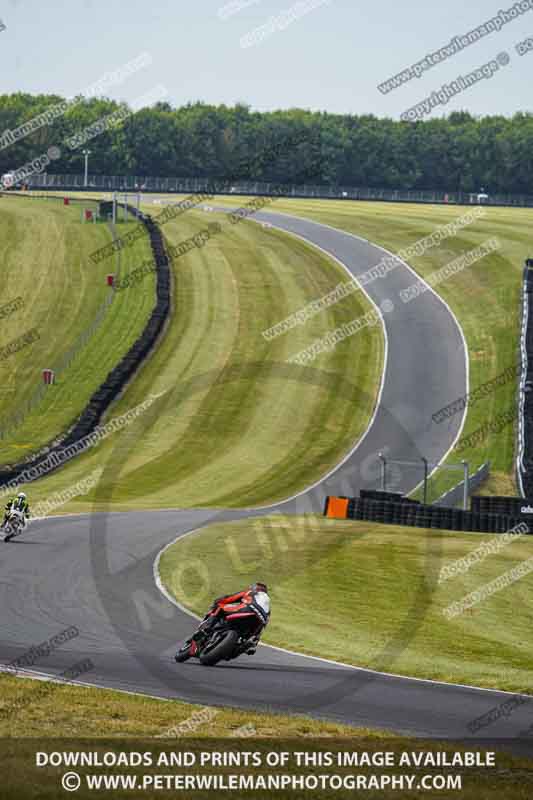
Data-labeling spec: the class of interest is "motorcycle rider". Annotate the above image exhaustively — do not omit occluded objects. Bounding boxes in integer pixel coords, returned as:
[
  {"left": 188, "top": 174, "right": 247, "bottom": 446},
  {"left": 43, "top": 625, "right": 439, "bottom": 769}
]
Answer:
[
  {"left": 182, "top": 582, "right": 270, "bottom": 658},
  {"left": 3, "top": 491, "right": 30, "bottom": 531}
]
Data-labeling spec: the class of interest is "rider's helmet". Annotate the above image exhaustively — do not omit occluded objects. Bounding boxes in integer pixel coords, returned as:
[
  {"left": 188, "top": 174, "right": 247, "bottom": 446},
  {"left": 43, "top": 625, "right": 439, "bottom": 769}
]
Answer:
[
  {"left": 17, "top": 492, "right": 26, "bottom": 501},
  {"left": 250, "top": 582, "right": 268, "bottom": 594}
]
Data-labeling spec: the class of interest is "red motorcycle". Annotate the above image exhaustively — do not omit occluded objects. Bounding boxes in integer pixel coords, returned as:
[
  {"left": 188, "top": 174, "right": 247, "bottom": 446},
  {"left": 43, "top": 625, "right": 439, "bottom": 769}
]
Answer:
[{"left": 175, "top": 588, "right": 270, "bottom": 667}]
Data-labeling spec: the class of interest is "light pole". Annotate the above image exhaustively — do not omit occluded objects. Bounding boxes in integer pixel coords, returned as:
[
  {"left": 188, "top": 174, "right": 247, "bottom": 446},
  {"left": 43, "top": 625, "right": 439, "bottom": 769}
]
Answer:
[
  {"left": 82, "top": 149, "right": 91, "bottom": 186},
  {"left": 378, "top": 452, "right": 387, "bottom": 491}
]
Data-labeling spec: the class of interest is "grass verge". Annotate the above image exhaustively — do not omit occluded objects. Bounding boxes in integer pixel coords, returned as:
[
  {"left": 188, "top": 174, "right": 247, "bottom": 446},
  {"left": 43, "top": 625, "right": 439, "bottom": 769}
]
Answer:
[
  {"left": 0, "top": 196, "right": 155, "bottom": 463},
  {"left": 1, "top": 673, "right": 530, "bottom": 800},
  {"left": 0, "top": 671, "right": 371, "bottom": 738},
  {"left": 19, "top": 204, "right": 382, "bottom": 510},
  {"left": 160, "top": 514, "right": 533, "bottom": 694}
]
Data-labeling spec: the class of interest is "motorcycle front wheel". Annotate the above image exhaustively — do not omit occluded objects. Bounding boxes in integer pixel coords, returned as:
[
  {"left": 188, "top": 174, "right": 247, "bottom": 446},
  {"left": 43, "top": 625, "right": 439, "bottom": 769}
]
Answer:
[
  {"left": 175, "top": 642, "right": 193, "bottom": 663},
  {"left": 199, "top": 630, "right": 239, "bottom": 666}
]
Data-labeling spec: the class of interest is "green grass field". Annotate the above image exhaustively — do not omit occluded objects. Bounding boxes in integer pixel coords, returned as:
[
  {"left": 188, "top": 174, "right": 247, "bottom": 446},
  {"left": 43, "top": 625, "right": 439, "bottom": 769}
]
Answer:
[
  {"left": 160, "top": 514, "right": 533, "bottom": 694},
  {"left": 9, "top": 200, "right": 383, "bottom": 510},
  {"left": 2, "top": 673, "right": 528, "bottom": 800},
  {"left": 2, "top": 193, "right": 530, "bottom": 510},
  {"left": 0, "top": 195, "right": 155, "bottom": 463}
]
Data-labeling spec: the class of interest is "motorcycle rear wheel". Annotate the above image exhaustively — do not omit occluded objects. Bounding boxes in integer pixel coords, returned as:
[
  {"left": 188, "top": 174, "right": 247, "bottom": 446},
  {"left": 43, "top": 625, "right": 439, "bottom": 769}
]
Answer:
[{"left": 199, "top": 630, "right": 239, "bottom": 666}]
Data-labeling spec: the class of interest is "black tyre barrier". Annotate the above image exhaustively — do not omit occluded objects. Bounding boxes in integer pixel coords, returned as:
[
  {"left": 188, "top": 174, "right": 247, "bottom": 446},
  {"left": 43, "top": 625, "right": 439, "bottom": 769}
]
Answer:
[
  {"left": 471, "top": 495, "right": 533, "bottom": 517},
  {"left": 0, "top": 201, "right": 171, "bottom": 489},
  {"left": 324, "top": 492, "right": 533, "bottom": 534}
]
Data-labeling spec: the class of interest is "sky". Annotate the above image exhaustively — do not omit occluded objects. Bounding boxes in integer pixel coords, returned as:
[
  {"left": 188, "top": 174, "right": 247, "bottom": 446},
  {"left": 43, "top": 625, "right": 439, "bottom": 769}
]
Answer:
[{"left": 1, "top": 0, "right": 532, "bottom": 118}]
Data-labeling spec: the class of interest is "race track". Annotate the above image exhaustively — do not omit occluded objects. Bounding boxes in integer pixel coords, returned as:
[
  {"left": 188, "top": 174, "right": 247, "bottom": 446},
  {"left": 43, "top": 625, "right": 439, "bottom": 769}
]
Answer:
[{"left": 3, "top": 206, "right": 529, "bottom": 744}]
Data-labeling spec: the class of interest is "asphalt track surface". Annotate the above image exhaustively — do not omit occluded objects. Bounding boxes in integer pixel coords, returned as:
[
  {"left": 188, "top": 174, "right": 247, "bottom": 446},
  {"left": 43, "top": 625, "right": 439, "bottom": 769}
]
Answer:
[{"left": 2, "top": 203, "right": 531, "bottom": 746}]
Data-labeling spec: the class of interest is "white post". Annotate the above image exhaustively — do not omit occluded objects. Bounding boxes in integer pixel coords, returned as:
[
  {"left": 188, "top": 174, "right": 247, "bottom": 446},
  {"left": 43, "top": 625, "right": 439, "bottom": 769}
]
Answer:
[
  {"left": 124, "top": 193, "right": 128, "bottom": 222},
  {"left": 112, "top": 192, "right": 117, "bottom": 224},
  {"left": 83, "top": 149, "right": 90, "bottom": 186}
]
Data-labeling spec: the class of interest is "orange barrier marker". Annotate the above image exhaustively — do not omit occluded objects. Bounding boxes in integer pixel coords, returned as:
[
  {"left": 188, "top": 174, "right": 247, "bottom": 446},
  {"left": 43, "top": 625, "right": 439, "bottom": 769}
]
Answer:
[{"left": 325, "top": 496, "right": 349, "bottom": 519}]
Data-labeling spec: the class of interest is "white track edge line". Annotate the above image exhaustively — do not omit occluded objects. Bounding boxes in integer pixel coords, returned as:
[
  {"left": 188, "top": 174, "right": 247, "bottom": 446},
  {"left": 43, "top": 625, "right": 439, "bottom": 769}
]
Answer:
[
  {"left": 0, "top": 663, "right": 177, "bottom": 704},
  {"left": 249, "top": 208, "right": 470, "bottom": 494},
  {"left": 241, "top": 217, "right": 389, "bottom": 509}
]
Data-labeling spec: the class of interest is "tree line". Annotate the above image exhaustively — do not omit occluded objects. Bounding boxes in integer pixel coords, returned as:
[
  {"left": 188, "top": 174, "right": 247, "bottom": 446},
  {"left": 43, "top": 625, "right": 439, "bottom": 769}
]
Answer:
[{"left": 0, "top": 93, "right": 532, "bottom": 193}]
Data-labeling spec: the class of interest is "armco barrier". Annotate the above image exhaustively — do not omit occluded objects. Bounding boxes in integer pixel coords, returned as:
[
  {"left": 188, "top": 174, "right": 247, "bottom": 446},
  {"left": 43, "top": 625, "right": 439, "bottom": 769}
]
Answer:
[
  {"left": 324, "top": 492, "right": 533, "bottom": 534},
  {"left": 0, "top": 198, "right": 170, "bottom": 488},
  {"left": 518, "top": 258, "right": 533, "bottom": 497}
]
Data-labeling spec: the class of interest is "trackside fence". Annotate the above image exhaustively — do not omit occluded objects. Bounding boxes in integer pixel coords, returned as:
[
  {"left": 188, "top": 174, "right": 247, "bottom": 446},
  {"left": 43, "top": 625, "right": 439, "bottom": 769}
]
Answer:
[
  {"left": 376, "top": 454, "right": 488, "bottom": 509},
  {"left": 433, "top": 462, "right": 490, "bottom": 508},
  {"left": 517, "top": 258, "right": 533, "bottom": 497},
  {"left": 20, "top": 174, "right": 533, "bottom": 209}
]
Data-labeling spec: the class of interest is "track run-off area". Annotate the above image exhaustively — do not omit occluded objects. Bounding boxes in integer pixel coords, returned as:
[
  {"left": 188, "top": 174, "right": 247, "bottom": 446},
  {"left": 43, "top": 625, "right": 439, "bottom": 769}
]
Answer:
[{"left": 2, "top": 202, "right": 530, "bottom": 744}]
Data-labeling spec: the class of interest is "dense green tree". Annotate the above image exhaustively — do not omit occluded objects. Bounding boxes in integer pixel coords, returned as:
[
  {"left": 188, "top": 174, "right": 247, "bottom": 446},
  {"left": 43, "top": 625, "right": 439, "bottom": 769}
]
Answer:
[{"left": 0, "top": 93, "right": 532, "bottom": 194}]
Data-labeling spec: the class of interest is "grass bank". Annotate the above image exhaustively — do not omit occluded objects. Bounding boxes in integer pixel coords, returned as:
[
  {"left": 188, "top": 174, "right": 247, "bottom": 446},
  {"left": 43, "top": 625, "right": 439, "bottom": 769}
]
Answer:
[{"left": 160, "top": 514, "right": 533, "bottom": 694}]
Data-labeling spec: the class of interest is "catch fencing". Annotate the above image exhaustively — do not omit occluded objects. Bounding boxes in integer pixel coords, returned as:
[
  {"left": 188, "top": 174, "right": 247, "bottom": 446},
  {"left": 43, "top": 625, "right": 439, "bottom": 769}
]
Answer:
[
  {"left": 21, "top": 173, "right": 533, "bottom": 209},
  {"left": 433, "top": 462, "right": 490, "bottom": 508},
  {"left": 376, "top": 454, "right": 487, "bottom": 508}
]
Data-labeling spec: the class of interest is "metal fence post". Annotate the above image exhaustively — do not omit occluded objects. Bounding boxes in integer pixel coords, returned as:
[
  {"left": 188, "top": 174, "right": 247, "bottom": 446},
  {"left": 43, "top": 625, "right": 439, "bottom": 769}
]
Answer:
[
  {"left": 462, "top": 460, "right": 470, "bottom": 510},
  {"left": 379, "top": 452, "right": 387, "bottom": 491},
  {"left": 421, "top": 457, "right": 428, "bottom": 504}
]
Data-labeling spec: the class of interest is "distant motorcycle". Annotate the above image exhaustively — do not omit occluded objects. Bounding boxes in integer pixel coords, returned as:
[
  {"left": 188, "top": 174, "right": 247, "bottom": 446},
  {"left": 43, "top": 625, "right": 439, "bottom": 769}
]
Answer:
[
  {"left": 3, "top": 508, "right": 26, "bottom": 542},
  {"left": 175, "top": 590, "right": 270, "bottom": 667}
]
